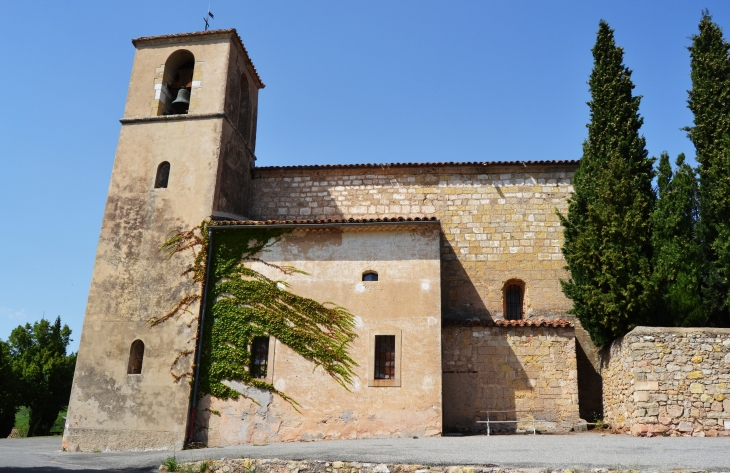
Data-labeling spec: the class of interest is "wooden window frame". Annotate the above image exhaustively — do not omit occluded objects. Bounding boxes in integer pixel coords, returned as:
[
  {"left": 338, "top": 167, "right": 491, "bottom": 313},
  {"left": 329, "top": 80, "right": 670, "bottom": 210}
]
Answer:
[{"left": 367, "top": 329, "right": 401, "bottom": 387}]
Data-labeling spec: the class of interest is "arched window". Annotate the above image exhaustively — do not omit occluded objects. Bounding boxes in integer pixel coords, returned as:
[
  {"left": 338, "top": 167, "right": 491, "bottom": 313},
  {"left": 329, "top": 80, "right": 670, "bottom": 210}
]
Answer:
[
  {"left": 159, "top": 50, "right": 195, "bottom": 116},
  {"left": 238, "top": 73, "right": 251, "bottom": 142},
  {"left": 503, "top": 280, "right": 525, "bottom": 320},
  {"left": 362, "top": 271, "right": 378, "bottom": 282},
  {"left": 155, "top": 162, "right": 170, "bottom": 188},
  {"left": 127, "top": 340, "right": 145, "bottom": 374}
]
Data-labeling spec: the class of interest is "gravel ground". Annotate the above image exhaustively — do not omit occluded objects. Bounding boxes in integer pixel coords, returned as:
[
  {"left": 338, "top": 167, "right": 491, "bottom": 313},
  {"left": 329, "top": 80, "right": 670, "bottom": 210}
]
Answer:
[{"left": 1, "top": 432, "right": 729, "bottom": 472}]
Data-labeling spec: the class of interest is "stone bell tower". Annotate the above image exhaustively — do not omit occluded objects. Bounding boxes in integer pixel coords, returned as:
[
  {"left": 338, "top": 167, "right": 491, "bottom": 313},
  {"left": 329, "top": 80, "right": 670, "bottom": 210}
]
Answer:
[{"left": 63, "top": 29, "right": 264, "bottom": 452}]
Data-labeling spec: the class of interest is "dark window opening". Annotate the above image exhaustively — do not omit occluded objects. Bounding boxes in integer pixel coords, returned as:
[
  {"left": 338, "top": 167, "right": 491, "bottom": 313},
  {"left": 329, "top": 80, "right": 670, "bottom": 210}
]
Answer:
[
  {"left": 155, "top": 162, "right": 170, "bottom": 188},
  {"left": 362, "top": 271, "right": 378, "bottom": 282},
  {"left": 250, "top": 336, "right": 270, "bottom": 379},
  {"left": 505, "top": 284, "right": 523, "bottom": 320},
  {"left": 127, "top": 340, "right": 144, "bottom": 374},
  {"left": 374, "top": 335, "right": 395, "bottom": 380}
]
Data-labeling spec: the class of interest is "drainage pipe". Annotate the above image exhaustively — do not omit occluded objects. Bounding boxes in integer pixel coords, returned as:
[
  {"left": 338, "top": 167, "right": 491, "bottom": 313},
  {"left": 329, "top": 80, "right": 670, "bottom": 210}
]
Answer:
[{"left": 185, "top": 225, "right": 215, "bottom": 444}]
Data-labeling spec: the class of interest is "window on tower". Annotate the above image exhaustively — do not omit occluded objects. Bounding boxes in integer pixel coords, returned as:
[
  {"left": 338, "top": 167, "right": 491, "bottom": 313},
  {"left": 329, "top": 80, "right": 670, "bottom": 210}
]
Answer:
[
  {"left": 155, "top": 162, "right": 170, "bottom": 188},
  {"left": 127, "top": 340, "right": 145, "bottom": 375},
  {"left": 238, "top": 73, "right": 251, "bottom": 142}
]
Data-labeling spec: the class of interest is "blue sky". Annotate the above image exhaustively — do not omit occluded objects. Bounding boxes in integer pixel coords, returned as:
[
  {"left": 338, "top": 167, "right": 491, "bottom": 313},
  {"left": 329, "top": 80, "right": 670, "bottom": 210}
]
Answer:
[{"left": 1, "top": 1, "right": 729, "bottom": 352}]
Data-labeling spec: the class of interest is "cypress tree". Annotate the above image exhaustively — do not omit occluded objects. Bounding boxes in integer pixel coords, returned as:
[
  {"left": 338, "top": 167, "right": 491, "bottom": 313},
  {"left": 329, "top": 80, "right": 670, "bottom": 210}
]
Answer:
[
  {"left": 685, "top": 11, "right": 730, "bottom": 327},
  {"left": 559, "top": 21, "right": 656, "bottom": 346},
  {"left": 651, "top": 153, "right": 705, "bottom": 326}
]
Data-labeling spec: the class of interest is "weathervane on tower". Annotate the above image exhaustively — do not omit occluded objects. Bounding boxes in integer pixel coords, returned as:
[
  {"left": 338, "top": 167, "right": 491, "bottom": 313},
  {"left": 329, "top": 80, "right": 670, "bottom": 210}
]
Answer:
[{"left": 203, "top": 4, "right": 214, "bottom": 31}]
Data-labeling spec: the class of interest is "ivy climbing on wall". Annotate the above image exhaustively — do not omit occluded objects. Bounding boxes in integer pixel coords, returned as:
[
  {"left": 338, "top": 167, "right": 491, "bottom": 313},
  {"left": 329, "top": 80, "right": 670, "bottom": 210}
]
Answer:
[{"left": 152, "top": 219, "right": 358, "bottom": 406}]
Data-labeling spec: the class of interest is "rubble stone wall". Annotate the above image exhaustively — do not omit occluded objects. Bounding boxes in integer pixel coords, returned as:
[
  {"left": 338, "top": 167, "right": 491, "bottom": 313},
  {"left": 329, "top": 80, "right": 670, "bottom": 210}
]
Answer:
[
  {"left": 442, "top": 324, "right": 580, "bottom": 433},
  {"left": 603, "top": 326, "right": 730, "bottom": 436}
]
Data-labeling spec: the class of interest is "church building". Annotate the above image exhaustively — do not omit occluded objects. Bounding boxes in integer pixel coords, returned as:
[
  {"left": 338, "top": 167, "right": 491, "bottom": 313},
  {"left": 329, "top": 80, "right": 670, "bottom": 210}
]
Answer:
[{"left": 63, "top": 29, "right": 596, "bottom": 452}]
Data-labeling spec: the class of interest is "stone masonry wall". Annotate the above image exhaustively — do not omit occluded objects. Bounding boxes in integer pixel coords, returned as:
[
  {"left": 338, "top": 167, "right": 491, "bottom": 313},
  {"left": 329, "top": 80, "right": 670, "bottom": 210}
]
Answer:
[
  {"left": 251, "top": 162, "right": 577, "bottom": 321},
  {"left": 603, "top": 326, "right": 730, "bottom": 436},
  {"left": 441, "top": 323, "right": 580, "bottom": 433}
]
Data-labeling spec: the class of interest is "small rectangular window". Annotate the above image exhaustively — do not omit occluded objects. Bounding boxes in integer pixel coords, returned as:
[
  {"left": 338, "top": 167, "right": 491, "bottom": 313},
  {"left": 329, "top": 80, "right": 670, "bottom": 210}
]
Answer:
[
  {"left": 250, "top": 336, "right": 270, "bottom": 379},
  {"left": 374, "top": 335, "right": 396, "bottom": 380}
]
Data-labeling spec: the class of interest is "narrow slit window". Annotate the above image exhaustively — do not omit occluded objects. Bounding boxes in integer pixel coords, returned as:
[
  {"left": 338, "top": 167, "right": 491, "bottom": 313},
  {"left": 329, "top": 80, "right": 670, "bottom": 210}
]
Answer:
[
  {"left": 374, "top": 335, "right": 395, "bottom": 380},
  {"left": 155, "top": 162, "right": 170, "bottom": 188},
  {"left": 127, "top": 340, "right": 144, "bottom": 375},
  {"left": 250, "top": 336, "right": 270, "bottom": 379},
  {"left": 505, "top": 284, "right": 523, "bottom": 320},
  {"left": 362, "top": 271, "right": 378, "bottom": 282}
]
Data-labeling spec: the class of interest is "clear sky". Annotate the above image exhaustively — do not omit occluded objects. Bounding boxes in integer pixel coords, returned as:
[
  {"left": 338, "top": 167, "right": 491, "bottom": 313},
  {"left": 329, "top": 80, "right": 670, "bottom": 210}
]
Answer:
[{"left": 2, "top": 1, "right": 729, "bottom": 352}]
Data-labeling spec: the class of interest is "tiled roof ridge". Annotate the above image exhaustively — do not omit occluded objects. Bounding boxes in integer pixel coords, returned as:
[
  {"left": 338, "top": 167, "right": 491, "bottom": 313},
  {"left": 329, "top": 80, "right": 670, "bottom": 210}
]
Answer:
[
  {"left": 210, "top": 216, "right": 439, "bottom": 226},
  {"left": 256, "top": 159, "right": 579, "bottom": 171},
  {"left": 131, "top": 28, "right": 264, "bottom": 88},
  {"left": 444, "top": 317, "right": 573, "bottom": 328}
]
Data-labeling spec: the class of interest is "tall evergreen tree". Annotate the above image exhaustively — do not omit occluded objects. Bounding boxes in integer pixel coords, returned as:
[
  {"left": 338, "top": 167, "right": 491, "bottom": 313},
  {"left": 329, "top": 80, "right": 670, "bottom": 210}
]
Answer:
[
  {"left": 686, "top": 11, "right": 730, "bottom": 327},
  {"left": 559, "top": 21, "right": 656, "bottom": 346},
  {"left": 651, "top": 153, "right": 705, "bottom": 326}
]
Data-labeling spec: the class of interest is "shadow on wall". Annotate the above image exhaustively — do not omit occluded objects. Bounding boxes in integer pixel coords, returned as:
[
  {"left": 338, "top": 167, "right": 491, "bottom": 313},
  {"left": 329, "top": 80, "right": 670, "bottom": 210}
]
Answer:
[
  {"left": 442, "top": 327, "right": 534, "bottom": 434},
  {"left": 576, "top": 338, "right": 603, "bottom": 421},
  {"left": 441, "top": 236, "right": 491, "bottom": 321}
]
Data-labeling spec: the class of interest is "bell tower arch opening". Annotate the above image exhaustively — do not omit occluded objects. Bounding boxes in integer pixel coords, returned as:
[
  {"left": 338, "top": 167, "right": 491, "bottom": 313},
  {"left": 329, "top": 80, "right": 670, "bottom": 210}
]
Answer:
[{"left": 159, "top": 50, "right": 195, "bottom": 115}]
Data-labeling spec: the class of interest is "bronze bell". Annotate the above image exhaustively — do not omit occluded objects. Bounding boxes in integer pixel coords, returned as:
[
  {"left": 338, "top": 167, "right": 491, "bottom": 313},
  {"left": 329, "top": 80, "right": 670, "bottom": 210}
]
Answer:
[{"left": 171, "top": 88, "right": 190, "bottom": 113}]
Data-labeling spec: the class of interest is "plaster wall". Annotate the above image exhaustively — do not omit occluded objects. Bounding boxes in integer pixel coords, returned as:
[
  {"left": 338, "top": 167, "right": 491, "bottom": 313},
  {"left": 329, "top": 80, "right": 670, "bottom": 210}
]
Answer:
[
  {"left": 442, "top": 324, "right": 580, "bottom": 433},
  {"left": 603, "top": 326, "right": 730, "bottom": 437},
  {"left": 196, "top": 225, "right": 443, "bottom": 444}
]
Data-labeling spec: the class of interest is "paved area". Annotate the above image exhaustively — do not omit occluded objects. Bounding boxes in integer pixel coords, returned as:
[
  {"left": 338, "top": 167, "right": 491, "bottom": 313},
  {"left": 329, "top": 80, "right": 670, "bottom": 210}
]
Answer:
[{"left": 1, "top": 433, "right": 729, "bottom": 472}]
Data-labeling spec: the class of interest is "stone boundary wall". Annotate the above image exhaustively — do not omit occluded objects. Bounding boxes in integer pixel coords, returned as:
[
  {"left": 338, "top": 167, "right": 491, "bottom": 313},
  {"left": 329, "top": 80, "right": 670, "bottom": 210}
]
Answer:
[
  {"left": 442, "top": 324, "right": 580, "bottom": 433},
  {"left": 602, "top": 326, "right": 730, "bottom": 436},
  {"left": 251, "top": 163, "right": 576, "bottom": 321},
  {"left": 174, "top": 458, "right": 730, "bottom": 473}
]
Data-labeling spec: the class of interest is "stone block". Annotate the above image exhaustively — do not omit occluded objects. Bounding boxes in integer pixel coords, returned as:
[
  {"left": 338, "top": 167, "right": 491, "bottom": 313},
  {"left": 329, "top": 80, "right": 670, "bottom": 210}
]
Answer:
[
  {"left": 666, "top": 405, "right": 683, "bottom": 417},
  {"left": 636, "top": 381, "right": 658, "bottom": 391},
  {"left": 651, "top": 424, "right": 668, "bottom": 433},
  {"left": 690, "top": 383, "right": 704, "bottom": 394},
  {"left": 687, "top": 371, "right": 704, "bottom": 380},
  {"left": 678, "top": 421, "right": 694, "bottom": 432}
]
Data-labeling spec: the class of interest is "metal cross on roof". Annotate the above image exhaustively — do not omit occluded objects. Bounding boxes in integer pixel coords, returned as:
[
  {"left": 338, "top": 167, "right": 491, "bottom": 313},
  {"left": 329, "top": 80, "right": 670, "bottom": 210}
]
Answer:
[{"left": 204, "top": 5, "right": 214, "bottom": 31}]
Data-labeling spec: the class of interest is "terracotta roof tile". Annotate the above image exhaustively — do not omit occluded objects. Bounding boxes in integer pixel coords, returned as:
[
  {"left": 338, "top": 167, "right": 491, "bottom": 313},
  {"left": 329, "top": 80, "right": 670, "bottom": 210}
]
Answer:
[
  {"left": 443, "top": 318, "right": 573, "bottom": 328},
  {"left": 131, "top": 29, "right": 264, "bottom": 88},
  {"left": 256, "top": 159, "right": 579, "bottom": 171},
  {"left": 210, "top": 216, "right": 439, "bottom": 226}
]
